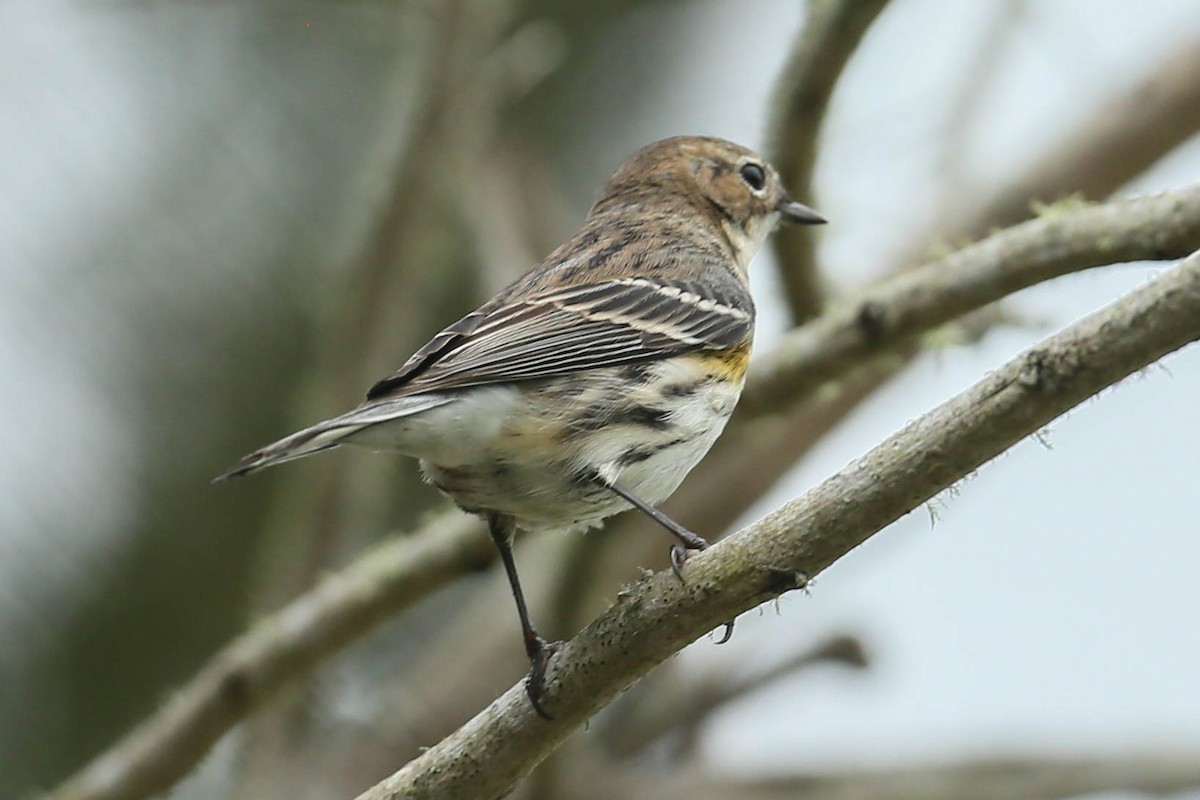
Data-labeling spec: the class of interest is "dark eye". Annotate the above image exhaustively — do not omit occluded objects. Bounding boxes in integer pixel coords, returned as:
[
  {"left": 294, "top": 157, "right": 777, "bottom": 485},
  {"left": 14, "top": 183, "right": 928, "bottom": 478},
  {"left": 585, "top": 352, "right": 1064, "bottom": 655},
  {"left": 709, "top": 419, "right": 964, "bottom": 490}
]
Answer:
[{"left": 739, "top": 162, "right": 766, "bottom": 191}]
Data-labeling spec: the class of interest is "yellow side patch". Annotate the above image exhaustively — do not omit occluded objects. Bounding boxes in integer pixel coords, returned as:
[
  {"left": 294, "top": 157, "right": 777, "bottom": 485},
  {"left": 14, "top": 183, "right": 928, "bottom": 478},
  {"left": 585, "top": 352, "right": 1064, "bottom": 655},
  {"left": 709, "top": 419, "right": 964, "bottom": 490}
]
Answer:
[{"left": 694, "top": 341, "right": 751, "bottom": 382}]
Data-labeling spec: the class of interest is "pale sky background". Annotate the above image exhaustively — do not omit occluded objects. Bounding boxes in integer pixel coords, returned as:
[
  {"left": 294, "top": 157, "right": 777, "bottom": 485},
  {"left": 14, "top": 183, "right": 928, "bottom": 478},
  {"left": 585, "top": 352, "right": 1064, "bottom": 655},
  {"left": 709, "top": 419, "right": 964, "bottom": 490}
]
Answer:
[{"left": 2, "top": 0, "right": 1199, "bottom": 793}]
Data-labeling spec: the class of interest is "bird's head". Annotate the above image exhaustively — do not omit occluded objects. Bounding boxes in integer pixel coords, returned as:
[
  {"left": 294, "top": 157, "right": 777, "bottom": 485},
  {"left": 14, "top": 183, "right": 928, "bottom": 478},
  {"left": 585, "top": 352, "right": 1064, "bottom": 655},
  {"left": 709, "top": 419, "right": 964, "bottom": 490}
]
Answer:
[{"left": 592, "top": 135, "right": 825, "bottom": 270}]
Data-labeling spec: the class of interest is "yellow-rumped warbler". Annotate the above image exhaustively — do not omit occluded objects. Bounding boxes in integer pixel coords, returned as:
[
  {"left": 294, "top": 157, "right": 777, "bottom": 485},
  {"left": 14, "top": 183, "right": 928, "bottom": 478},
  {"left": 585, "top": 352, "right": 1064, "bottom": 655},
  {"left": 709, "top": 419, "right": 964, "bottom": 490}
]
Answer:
[{"left": 217, "top": 136, "right": 823, "bottom": 716}]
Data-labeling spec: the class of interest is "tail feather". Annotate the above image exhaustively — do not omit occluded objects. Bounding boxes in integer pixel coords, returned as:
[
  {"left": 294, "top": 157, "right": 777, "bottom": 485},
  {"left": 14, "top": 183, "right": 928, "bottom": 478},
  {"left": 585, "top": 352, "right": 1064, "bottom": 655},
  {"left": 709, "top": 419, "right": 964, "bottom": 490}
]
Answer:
[
  {"left": 213, "top": 422, "right": 357, "bottom": 481},
  {"left": 213, "top": 395, "right": 451, "bottom": 482}
]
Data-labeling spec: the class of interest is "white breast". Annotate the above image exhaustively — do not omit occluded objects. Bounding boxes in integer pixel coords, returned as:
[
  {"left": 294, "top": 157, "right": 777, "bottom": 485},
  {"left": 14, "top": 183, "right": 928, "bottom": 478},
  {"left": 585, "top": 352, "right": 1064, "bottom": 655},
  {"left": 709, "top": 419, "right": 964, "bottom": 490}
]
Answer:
[{"left": 604, "top": 375, "right": 741, "bottom": 506}]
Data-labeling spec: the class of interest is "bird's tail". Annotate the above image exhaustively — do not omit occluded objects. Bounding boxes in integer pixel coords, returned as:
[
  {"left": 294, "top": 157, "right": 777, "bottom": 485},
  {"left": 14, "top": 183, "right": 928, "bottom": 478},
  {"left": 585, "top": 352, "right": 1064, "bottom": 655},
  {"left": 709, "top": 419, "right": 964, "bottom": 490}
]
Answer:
[{"left": 213, "top": 395, "right": 451, "bottom": 482}]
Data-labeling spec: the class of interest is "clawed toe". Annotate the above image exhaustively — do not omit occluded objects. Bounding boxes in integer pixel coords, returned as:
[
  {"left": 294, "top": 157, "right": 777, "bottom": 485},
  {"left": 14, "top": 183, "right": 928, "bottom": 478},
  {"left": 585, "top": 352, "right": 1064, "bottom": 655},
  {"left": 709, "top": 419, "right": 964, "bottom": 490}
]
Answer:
[
  {"left": 669, "top": 543, "right": 689, "bottom": 580},
  {"left": 525, "top": 637, "right": 563, "bottom": 720},
  {"left": 668, "top": 535, "right": 709, "bottom": 582},
  {"left": 666, "top": 541, "right": 735, "bottom": 643}
]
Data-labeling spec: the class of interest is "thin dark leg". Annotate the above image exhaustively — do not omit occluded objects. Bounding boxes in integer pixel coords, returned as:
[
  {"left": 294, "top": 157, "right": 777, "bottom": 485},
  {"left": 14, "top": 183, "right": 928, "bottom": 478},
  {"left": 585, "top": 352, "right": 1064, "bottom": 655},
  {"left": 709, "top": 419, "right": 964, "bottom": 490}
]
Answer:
[
  {"left": 603, "top": 480, "right": 708, "bottom": 575},
  {"left": 486, "top": 513, "right": 560, "bottom": 719},
  {"left": 599, "top": 480, "right": 735, "bottom": 644}
]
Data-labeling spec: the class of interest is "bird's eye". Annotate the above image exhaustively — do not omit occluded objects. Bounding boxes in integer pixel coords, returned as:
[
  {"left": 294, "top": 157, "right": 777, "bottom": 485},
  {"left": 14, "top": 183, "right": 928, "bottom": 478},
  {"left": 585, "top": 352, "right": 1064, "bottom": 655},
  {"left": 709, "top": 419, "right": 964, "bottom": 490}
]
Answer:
[{"left": 739, "top": 163, "right": 766, "bottom": 192}]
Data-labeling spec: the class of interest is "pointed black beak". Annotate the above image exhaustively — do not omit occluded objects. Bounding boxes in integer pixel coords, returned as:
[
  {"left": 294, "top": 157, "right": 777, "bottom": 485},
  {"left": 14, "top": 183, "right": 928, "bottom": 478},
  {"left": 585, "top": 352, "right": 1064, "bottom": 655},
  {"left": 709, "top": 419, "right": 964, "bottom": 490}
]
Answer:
[{"left": 778, "top": 198, "right": 827, "bottom": 225}]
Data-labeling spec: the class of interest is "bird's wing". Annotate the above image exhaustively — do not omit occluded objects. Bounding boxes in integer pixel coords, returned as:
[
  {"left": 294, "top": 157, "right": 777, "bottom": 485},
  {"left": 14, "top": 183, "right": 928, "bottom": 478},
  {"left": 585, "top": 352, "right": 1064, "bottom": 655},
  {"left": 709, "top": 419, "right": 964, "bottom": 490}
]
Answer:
[{"left": 366, "top": 277, "right": 753, "bottom": 399}]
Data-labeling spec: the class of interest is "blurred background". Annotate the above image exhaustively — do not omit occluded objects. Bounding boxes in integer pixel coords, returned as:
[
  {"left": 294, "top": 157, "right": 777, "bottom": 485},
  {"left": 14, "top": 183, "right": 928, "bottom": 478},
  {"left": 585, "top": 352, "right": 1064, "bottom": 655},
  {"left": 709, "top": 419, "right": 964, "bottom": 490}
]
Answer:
[{"left": 4, "top": 1, "right": 1200, "bottom": 798}]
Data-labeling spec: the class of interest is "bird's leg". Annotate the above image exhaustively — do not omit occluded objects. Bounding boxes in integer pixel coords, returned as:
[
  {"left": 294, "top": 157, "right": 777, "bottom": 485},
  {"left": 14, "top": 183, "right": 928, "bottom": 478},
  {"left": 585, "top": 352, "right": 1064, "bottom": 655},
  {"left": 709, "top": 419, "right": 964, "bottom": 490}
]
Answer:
[
  {"left": 486, "top": 513, "right": 561, "bottom": 719},
  {"left": 603, "top": 480, "right": 708, "bottom": 576},
  {"left": 599, "top": 480, "right": 735, "bottom": 644}
]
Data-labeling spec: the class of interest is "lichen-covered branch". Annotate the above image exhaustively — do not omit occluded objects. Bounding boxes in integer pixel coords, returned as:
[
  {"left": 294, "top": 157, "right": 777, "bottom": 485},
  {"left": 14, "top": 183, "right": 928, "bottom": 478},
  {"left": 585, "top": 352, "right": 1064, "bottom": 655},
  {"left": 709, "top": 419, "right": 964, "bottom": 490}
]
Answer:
[{"left": 355, "top": 248, "right": 1200, "bottom": 800}]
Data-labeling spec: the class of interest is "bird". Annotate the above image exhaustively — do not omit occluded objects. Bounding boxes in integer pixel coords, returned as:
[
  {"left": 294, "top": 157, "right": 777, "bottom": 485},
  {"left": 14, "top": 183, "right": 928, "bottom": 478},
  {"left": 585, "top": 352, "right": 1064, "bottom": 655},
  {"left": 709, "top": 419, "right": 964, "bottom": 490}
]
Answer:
[{"left": 216, "top": 135, "right": 825, "bottom": 717}]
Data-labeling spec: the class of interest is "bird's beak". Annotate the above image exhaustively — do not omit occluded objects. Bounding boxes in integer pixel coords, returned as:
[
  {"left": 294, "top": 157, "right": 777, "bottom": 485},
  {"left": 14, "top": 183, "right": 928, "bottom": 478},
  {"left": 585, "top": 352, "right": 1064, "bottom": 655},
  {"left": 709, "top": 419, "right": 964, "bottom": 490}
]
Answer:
[{"left": 778, "top": 197, "right": 827, "bottom": 225}]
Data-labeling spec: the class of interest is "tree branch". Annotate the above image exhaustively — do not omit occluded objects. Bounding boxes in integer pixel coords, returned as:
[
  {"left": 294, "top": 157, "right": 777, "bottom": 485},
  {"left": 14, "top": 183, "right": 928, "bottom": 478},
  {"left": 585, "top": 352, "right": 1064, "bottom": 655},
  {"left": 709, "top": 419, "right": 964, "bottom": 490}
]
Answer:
[
  {"left": 599, "top": 633, "right": 868, "bottom": 759},
  {"left": 42, "top": 514, "right": 488, "bottom": 800},
  {"left": 769, "top": 0, "right": 893, "bottom": 322},
  {"left": 351, "top": 249, "right": 1200, "bottom": 798},
  {"left": 740, "top": 185, "right": 1200, "bottom": 417}
]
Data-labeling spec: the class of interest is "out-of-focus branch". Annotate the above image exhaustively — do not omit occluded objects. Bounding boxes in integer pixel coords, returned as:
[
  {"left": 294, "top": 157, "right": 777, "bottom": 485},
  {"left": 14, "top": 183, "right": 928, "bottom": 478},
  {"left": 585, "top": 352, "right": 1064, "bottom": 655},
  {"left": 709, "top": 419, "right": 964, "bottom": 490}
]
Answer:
[
  {"left": 904, "top": 37, "right": 1200, "bottom": 266},
  {"left": 601, "top": 634, "right": 868, "bottom": 759},
  {"left": 41, "top": 514, "right": 487, "bottom": 800},
  {"left": 564, "top": 752, "right": 1200, "bottom": 800},
  {"left": 769, "top": 0, "right": 893, "bottom": 322},
  {"left": 352, "top": 250, "right": 1200, "bottom": 800},
  {"left": 237, "top": 3, "right": 522, "bottom": 795},
  {"left": 741, "top": 185, "right": 1200, "bottom": 417}
]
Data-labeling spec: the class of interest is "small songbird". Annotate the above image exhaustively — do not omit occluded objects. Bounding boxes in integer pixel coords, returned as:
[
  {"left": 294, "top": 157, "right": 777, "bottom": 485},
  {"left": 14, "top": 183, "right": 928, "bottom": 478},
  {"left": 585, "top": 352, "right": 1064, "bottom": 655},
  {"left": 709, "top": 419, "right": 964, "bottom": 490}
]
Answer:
[{"left": 217, "top": 135, "right": 824, "bottom": 717}]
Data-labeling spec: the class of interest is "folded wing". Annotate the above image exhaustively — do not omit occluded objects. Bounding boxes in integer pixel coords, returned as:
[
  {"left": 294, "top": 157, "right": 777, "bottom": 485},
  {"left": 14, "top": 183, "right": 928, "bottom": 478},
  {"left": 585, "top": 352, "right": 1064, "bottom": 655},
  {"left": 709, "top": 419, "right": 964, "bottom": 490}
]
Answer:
[{"left": 367, "top": 277, "right": 753, "bottom": 399}]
